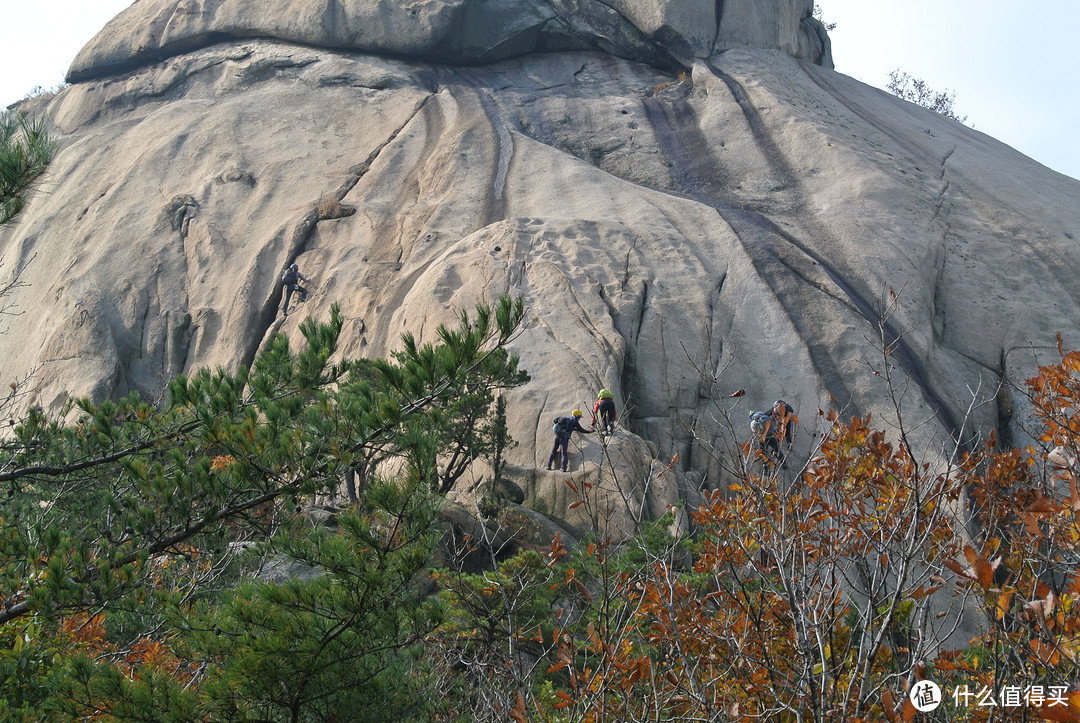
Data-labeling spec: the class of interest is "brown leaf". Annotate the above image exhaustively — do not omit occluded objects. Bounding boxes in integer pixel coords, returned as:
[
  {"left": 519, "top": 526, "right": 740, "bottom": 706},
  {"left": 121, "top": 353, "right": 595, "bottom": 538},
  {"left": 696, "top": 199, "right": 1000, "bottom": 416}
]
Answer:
[
  {"left": 1027, "top": 494, "right": 1059, "bottom": 514},
  {"left": 1034, "top": 700, "right": 1080, "bottom": 722},
  {"left": 880, "top": 689, "right": 898, "bottom": 723},
  {"left": 901, "top": 696, "right": 916, "bottom": 723},
  {"left": 1024, "top": 598, "right": 1047, "bottom": 620},
  {"left": 1023, "top": 512, "right": 1042, "bottom": 537},
  {"left": 975, "top": 555, "right": 1001, "bottom": 589},
  {"left": 942, "top": 557, "right": 973, "bottom": 580},
  {"left": 509, "top": 691, "right": 528, "bottom": 722}
]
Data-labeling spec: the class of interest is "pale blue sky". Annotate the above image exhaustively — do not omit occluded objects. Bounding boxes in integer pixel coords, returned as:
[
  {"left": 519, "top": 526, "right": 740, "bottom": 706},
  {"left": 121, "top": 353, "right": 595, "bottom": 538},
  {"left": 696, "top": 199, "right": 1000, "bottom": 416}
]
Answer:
[
  {"left": 822, "top": 0, "right": 1080, "bottom": 181},
  {"left": 2, "top": 1, "right": 1078, "bottom": 180}
]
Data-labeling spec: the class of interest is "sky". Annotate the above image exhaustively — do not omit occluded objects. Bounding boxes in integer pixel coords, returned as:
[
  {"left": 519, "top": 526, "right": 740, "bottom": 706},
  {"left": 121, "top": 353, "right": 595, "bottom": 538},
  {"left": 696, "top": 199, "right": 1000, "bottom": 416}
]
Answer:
[
  {"left": 821, "top": 0, "right": 1080, "bottom": 181},
  {"left": 2, "top": 0, "right": 1079, "bottom": 180}
]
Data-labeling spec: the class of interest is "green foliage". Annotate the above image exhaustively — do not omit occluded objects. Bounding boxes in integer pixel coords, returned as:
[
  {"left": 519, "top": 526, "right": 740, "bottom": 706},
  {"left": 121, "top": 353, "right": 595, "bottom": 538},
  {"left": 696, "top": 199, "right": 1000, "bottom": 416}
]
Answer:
[
  {"left": 489, "top": 395, "right": 515, "bottom": 486},
  {"left": 194, "top": 492, "right": 442, "bottom": 720},
  {"left": 0, "top": 110, "right": 56, "bottom": 225},
  {"left": 0, "top": 296, "right": 527, "bottom": 719},
  {"left": 0, "top": 617, "right": 61, "bottom": 720},
  {"left": 23, "top": 291, "right": 1080, "bottom": 721}
]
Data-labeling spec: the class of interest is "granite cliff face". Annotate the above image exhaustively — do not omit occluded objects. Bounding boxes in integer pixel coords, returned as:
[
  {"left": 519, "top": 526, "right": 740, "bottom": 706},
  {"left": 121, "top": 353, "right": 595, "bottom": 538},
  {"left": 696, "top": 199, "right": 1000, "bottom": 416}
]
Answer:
[
  {"left": 66, "top": 0, "right": 832, "bottom": 81},
  {"left": 2, "top": 0, "right": 1078, "bottom": 531}
]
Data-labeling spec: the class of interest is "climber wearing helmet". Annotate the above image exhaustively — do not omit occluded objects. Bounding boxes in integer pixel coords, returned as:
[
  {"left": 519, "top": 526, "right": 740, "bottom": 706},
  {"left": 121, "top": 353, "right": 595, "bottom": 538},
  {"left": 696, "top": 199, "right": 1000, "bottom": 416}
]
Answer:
[
  {"left": 545, "top": 409, "right": 593, "bottom": 472},
  {"left": 280, "top": 262, "right": 311, "bottom": 316},
  {"left": 592, "top": 388, "right": 618, "bottom": 434}
]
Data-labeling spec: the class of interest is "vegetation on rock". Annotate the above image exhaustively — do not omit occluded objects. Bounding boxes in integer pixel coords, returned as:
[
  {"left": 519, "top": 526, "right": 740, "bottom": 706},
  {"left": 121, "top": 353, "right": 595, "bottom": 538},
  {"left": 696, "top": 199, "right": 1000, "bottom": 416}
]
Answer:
[
  {"left": 5, "top": 297, "right": 1080, "bottom": 721},
  {"left": 886, "top": 70, "right": 968, "bottom": 124},
  {"left": 0, "top": 110, "right": 55, "bottom": 226}
]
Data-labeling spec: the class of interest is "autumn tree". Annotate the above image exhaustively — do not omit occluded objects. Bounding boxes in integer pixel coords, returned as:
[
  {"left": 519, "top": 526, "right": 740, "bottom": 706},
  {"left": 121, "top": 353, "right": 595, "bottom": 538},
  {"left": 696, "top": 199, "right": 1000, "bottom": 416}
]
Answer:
[
  {"left": 433, "top": 297, "right": 984, "bottom": 722},
  {"left": 928, "top": 335, "right": 1080, "bottom": 721},
  {"left": 468, "top": 321, "right": 1080, "bottom": 722}
]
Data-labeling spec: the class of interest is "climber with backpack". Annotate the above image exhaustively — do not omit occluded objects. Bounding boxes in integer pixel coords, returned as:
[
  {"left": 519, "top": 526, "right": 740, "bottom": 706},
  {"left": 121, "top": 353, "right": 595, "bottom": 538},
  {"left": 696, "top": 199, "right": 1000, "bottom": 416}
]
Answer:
[
  {"left": 545, "top": 409, "right": 593, "bottom": 472},
  {"left": 280, "top": 262, "right": 311, "bottom": 316},
  {"left": 748, "top": 399, "right": 796, "bottom": 467},
  {"left": 771, "top": 399, "right": 796, "bottom": 448},
  {"left": 592, "top": 388, "right": 618, "bottom": 435}
]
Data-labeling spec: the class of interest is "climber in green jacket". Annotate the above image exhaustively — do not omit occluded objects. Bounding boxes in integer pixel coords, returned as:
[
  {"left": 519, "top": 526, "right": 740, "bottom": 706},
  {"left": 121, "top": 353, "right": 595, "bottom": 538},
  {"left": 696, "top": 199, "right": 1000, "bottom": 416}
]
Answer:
[{"left": 592, "top": 388, "right": 617, "bottom": 434}]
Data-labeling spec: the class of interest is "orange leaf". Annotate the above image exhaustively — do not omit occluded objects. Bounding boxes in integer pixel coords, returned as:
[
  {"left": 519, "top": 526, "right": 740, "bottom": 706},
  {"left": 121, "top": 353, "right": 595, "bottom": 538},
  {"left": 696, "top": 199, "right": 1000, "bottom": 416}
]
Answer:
[
  {"left": 942, "top": 557, "right": 971, "bottom": 579},
  {"left": 1027, "top": 495, "right": 1059, "bottom": 514},
  {"left": 1034, "top": 703, "right": 1080, "bottom": 722},
  {"left": 880, "top": 689, "right": 899, "bottom": 723},
  {"left": 509, "top": 691, "right": 529, "bottom": 722},
  {"left": 1029, "top": 638, "right": 1061, "bottom": 665},
  {"left": 900, "top": 696, "right": 916, "bottom": 723},
  {"left": 972, "top": 555, "right": 1001, "bottom": 589},
  {"left": 1024, "top": 512, "right": 1042, "bottom": 537},
  {"left": 996, "top": 591, "right": 1014, "bottom": 620}
]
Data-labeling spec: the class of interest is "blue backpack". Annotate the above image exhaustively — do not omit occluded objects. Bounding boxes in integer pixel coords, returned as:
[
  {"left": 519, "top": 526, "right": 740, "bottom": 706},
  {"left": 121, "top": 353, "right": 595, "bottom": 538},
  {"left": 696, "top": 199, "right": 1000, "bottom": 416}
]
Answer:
[
  {"left": 749, "top": 411, "right": 774, "bottom": 437},
  {"left": 552, "top": 417, "right": 574, "bottom": 437}
]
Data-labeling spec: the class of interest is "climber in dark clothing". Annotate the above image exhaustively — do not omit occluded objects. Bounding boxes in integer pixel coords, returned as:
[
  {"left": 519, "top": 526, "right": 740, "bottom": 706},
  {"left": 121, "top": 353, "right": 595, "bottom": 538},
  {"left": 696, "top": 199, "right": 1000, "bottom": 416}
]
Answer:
[
  {"left": 281, "top": 263, "right": 310, "bottom": 315},
  {"left": 546, "top": 409, "right": 593, "bottom": 472},
  {"left": 750, "top": 400, "right": 796, "bottom": 467},
  {"left": 771, "top": 399, "right": 796, "bottom": 447},
  {"left": 592, "top": 388, "right": 617, "bottom": 434}
]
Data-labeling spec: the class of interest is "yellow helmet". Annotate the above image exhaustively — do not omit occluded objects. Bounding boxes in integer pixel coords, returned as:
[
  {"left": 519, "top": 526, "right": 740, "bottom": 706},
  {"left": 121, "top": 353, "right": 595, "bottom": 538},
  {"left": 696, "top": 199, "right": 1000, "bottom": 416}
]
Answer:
[{"left": 572, "top": 409, "right": 583, "bottom": 417}]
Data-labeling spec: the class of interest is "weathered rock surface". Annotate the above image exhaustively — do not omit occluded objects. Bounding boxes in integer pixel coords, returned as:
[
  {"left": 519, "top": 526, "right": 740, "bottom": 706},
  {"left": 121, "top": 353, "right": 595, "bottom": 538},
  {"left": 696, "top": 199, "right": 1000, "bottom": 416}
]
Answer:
[
  {"left": 67, "top": 0, "right": 831, "bottom": 82},
  {"left": 2, "top": 0, "right": 1078, "bottom": 535}
]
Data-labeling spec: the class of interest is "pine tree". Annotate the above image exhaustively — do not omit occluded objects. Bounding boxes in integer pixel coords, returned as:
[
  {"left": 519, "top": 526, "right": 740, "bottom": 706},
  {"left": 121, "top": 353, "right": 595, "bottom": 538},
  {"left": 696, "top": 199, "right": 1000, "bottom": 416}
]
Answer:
[
  {"left": 0, "top": 297, "right": 527, "bottom": 718},
  {"left": 0, "top": 110, "right": 56, "bottom": 225}
]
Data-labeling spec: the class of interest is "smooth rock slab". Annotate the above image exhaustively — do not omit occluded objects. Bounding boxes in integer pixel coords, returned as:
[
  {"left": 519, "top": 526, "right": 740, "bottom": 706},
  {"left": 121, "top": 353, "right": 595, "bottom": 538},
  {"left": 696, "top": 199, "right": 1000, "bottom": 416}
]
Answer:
[{"left": 3, "top": 32, "right": 1078, "bottom": 536}]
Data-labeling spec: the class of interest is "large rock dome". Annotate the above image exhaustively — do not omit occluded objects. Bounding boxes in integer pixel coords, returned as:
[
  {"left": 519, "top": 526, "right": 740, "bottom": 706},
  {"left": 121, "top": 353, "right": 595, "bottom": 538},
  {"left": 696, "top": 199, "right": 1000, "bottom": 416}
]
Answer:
[{"left": 2, "top": 0, "right": 1077, "bottom": 532}]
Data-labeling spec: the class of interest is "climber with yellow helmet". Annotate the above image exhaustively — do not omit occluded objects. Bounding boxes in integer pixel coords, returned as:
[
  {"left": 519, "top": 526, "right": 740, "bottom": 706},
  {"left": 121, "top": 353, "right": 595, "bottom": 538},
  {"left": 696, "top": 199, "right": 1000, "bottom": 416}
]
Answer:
[{"left": 545, "top": 409, "right": 593, "bottom": 472}]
